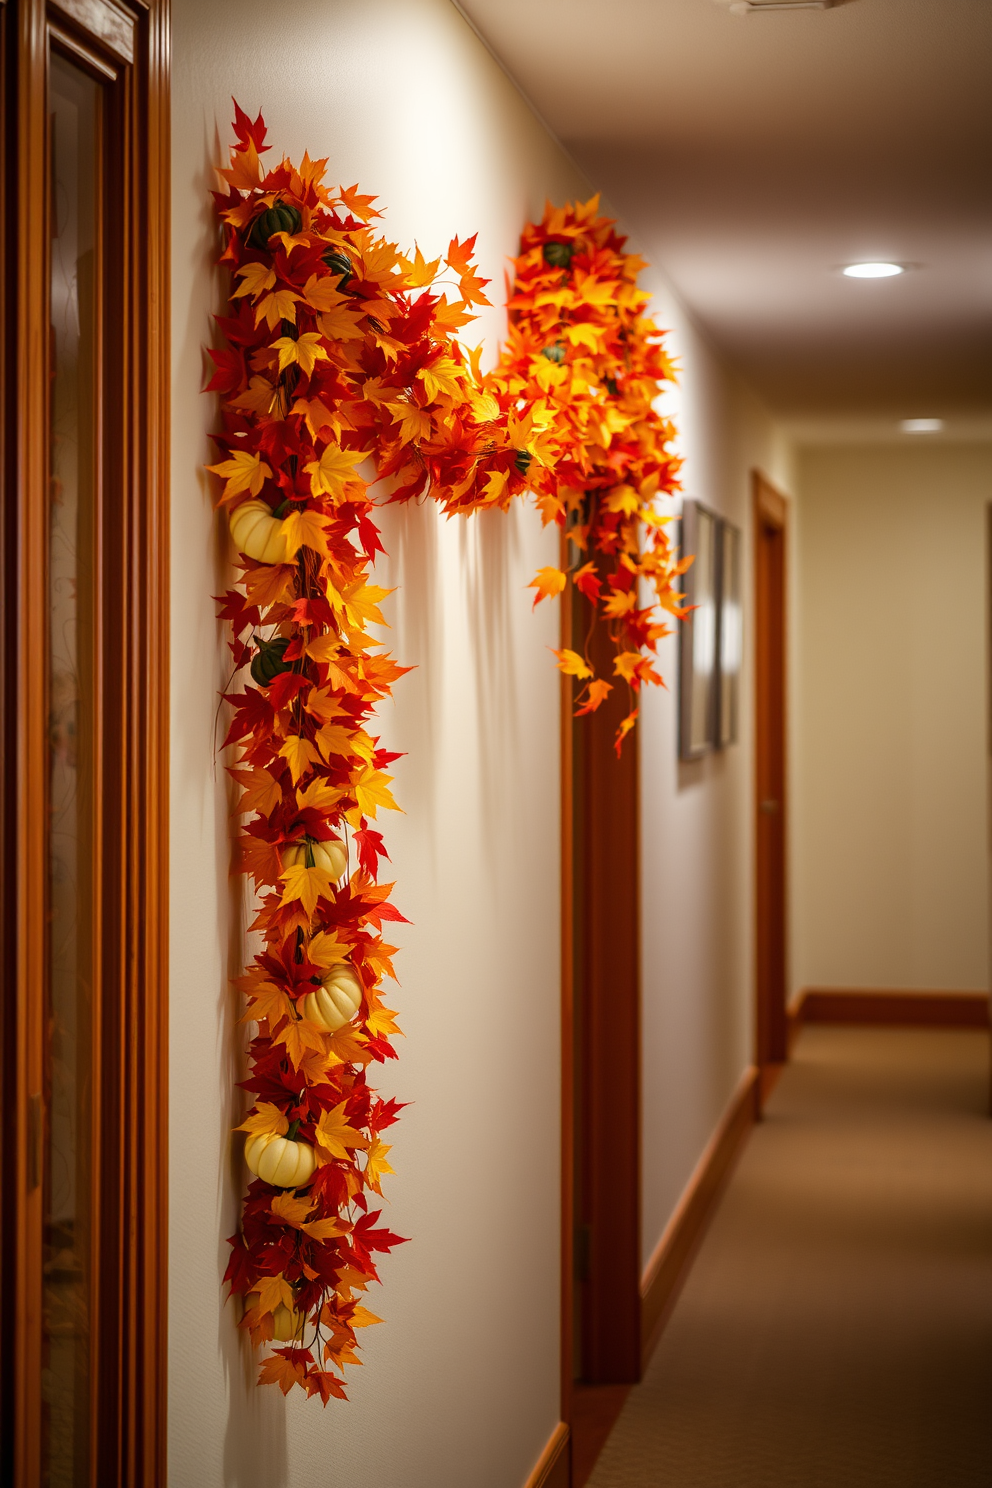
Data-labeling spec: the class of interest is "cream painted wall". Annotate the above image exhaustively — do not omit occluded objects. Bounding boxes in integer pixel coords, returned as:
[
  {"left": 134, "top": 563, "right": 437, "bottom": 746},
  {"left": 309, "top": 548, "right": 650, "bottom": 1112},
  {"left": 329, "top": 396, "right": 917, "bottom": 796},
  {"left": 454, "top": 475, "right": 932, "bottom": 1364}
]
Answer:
[
  {"left": 170, "top": 3, "right": 586, "bottom": 1485},
  {"left": 635, "top": 272, "right": 793, "bottom": 1268},
  {"left": 791, "top": 443, "right": 991, "bottom": 996}
]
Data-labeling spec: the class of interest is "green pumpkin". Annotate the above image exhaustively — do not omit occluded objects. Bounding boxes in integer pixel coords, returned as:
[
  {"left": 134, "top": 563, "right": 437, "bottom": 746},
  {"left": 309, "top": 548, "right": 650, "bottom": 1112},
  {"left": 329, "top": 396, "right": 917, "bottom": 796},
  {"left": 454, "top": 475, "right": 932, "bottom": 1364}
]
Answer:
[
  {"left": 514, "top": 449, "right": 533, "bottom": 476},
  {"left": 250, "top": 634, "right": 293, "bottom": 686},
  {"left": 541, "top": 343, "right": 566, "bottom": 364},
  {"left": 322, "top": 248, "right": 354, "bottom": 289},
  {"left": 248, "top": 201, "right": 302, "bottom": 250},
  {"left": 542, "top": 240, "right": 575, "bottom": 270}
]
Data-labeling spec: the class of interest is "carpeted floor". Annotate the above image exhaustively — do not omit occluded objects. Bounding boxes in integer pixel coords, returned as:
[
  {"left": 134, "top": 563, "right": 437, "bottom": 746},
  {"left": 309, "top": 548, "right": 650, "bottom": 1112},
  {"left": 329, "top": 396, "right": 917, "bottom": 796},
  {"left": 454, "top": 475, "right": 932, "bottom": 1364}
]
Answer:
[{"left": 588, "top": 1025, "right": 992, "bottom": 1488}]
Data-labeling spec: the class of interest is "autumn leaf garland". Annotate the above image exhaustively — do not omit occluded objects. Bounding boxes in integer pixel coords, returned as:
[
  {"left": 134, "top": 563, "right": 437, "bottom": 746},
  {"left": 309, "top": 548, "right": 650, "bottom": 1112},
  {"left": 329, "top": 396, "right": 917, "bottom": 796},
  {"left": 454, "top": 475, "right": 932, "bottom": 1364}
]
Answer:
[
  {"left": 210, "top": 107, "right": 687, "bottom": 1404},
  {"left": 492, "top": 196, "right": 690, "bottom": 749},
  {"left": 211, "top": 104, "right": 542, "bottom": 1403}
]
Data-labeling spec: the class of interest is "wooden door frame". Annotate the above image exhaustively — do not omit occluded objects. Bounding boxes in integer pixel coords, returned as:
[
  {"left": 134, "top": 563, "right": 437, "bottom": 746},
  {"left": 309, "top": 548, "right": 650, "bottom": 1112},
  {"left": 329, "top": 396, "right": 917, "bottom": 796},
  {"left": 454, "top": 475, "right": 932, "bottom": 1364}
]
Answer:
[
  {"left": 561, "top": 552, "right": 642, "bottom": 1421},
  {"left": 752, "top": 471, "right": 789, "bottom": 1097},
  {"left": 0, "top": 0, "right": 170, "bottom": 1480}
]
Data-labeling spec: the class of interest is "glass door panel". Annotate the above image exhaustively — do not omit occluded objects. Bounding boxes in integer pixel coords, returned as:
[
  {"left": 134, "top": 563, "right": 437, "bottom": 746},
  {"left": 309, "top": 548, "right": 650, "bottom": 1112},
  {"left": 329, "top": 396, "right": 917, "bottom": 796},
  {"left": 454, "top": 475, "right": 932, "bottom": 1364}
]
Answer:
[{"left": 43, "top": 50, "right": 100, "bottom": 1488}]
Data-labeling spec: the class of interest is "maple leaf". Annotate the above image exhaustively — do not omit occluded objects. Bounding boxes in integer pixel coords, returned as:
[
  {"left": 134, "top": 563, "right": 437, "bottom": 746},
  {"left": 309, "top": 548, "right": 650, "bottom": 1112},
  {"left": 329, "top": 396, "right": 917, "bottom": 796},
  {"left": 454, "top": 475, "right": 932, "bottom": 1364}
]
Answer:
[
  {"left": 229, "top": 766, "right": 282, "bottom": 818},
  {"left": 273, "top": 332, "right": 328, "bottom": 377},
  {"left": 363, "top": 1136, "right": 395, "bottom": 1196},
  {"left": 279, "top": 735, "right": 321, "bottom": 785},
  {"left": 528, "top": 567, "right": 567, "bottom": 607},
  {"left": 399, "top": 244, "right": 442, "bottom": 287},
  {"left": 282, "top": 509, "right": 330, "bottom": 560},
  {"left": 258, "top": 1350, "right": 309, "bottom": 1396},
  {"left": 280, "top": 862, "right": 336, "bottom": 917},
  {"left": 315, "top": 1102, "right": 368, "bottom": 1160},
  {"left": 575, "top": 679, "right": 613, "bottom": 715},
  {"left": 551, "top": 648, "right": 592, "bottom": 680},
  {"left": 365, "top": 1006, "right": 402, "bottom": 1040},
  {"left": 275, "top": 1015, "right": 328, "bottom": 1069},
  {"left": 233, "top": 262, "right": 276, "bottom": 300},
  {"left": 256, "top": 290, "right": 300, "bottom": 330},
  {"left": 308, "top": 929, "right": 349, "bottom": 969},
  {"left": 613, "top": 651, "right": 645, "bottom": 684},
  {"left": 350, "top": 1306, "right": 384, "bottom": 1329},
  {"left": 237, "top": 1102, "right": 289, "bottom": 1138},
  {"left": 207, "top": 450, "right": 272, "bottom": 504},
  {"left": 615, "top": 709, "right": 639, "bottom": 755},
  {"left": 352, "top": 768, "right": 400, "bottom": 820},
  {"left": 270, "top": 1193, "right": 314, "bottom": 1228},
  {"left": 304, "top": 443, "right": 365, "bottom": 499},
  {"left": 336, "top": 182, "right": 380, "bottom": 220},
  {"left": 301, "top": 1215, "right": 349, "bottom": 1241}
]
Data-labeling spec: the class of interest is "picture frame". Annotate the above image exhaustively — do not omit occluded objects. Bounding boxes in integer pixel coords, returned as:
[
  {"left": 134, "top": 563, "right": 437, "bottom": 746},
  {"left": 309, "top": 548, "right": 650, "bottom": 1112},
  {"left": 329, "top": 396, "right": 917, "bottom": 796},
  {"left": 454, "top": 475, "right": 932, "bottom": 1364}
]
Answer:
[{"left": 678, "top": 500, "right": 742, "bottom": 759}]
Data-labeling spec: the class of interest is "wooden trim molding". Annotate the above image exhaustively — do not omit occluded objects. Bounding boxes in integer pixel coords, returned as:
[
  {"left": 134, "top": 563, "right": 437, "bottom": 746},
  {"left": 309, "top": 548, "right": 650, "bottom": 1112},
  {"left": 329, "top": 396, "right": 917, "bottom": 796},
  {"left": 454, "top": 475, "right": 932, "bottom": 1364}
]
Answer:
[
  {"left": 524, "top": 1422, "right": 570, "bottom": 1488},
  {"left": 795, "top": 988, "right": 990, "bottom": 1028},
  {"left": 640, "top": 1065, "right": 760, "bottom": 1371},
  {"left": 1, "top": 0, "right": 169, "bottom": 1480}
]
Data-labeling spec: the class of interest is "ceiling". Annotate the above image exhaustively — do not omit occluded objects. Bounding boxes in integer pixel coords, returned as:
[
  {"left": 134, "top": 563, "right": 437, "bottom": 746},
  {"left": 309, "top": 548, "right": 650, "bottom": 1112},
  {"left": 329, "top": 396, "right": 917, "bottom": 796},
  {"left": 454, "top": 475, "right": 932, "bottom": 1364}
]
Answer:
[{"left": 457, "top": 0, "right": 992, "bottom": 420}]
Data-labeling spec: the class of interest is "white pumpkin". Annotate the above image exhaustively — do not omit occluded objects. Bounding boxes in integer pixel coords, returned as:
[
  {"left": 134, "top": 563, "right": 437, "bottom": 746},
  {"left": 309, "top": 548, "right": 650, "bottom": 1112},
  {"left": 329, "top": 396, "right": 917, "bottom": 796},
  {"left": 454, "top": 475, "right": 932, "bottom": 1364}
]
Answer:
[
  {"left": 282, "top": 836, "right": 347, "bottom": 881},
  {"left": 246, "top": 1291, "right": 305, "bottom": 1342},
  {"left": 244, "top": 1131, "right": 317, "bottom": 1188},
  {"left": 230, "top": 499, "right": 289, "bottom": 564},
  {"left": 302, "top": 964, "right": 363, "bottom": 1033}
]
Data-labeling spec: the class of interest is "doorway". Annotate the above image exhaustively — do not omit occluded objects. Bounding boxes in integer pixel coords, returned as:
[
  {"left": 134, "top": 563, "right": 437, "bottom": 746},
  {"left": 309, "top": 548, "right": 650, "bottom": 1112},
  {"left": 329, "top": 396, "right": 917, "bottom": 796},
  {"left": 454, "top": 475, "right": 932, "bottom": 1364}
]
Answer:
[{"left": 753, "top": 472, "right": 789, "bottom": 1096}]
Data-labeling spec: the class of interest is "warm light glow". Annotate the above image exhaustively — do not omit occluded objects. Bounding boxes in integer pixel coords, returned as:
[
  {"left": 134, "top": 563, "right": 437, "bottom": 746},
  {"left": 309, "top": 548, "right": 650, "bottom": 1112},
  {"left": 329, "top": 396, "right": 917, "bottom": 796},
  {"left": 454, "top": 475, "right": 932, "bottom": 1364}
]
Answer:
[
  {"left": 901, "top": 418, "right": 944, "bottom": 434},
  {"left": 842, "top": 262, "right": 904, "bottom": 279}
]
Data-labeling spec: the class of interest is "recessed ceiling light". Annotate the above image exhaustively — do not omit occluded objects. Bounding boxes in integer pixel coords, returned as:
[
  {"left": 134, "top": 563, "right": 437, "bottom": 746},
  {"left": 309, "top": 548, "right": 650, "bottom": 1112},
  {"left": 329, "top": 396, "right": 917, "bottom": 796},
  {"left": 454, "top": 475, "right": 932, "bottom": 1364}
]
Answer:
[
  {"left": 901, "top": 418, "right": 943, "bottom": 434},
  {"left": 842, "top": 262, "right": 904, "bottom": 279}
]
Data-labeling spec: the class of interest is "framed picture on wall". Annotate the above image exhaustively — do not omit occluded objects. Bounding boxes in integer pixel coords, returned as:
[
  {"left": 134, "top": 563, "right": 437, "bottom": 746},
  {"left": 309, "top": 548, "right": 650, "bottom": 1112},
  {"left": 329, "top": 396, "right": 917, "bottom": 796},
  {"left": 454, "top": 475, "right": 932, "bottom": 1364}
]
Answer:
[
  {"left": 678, "top": 500, "right": 718, "bottom": 759},
  {"left": 678, "top": 500, "right": 743, "bottom": 759}
]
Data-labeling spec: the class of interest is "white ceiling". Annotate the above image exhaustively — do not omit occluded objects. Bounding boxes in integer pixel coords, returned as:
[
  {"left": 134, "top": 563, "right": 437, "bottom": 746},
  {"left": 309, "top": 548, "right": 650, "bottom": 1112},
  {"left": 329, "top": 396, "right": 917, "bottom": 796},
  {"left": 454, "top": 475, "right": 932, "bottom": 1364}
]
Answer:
[{"left": 457, "top": 0, "right": 992, "bottom": 419}]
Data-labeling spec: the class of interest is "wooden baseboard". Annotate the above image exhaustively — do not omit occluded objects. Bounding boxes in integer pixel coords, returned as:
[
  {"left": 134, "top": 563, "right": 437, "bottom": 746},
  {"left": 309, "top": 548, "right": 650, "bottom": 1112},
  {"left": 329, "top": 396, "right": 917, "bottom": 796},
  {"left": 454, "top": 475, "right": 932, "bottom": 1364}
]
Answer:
[
  {"left": 524, "top": 1421, "right": 569, "bottom": 1488},
  {"left": 640, "top": 1064, "right": 760, "bottom": 1372},
  {"left": 796, "top": 988, "right": 990, "bottom": 1028}
]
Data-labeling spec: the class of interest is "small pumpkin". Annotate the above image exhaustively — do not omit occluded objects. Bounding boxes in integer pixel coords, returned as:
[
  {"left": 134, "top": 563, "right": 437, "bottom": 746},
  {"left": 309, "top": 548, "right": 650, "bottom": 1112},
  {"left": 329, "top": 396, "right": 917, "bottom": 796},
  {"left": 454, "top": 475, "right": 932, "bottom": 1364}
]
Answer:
[
  {"left": 248, "top": 200, "right": 302, "bottom": 249},
  {"left": 246, "top": 1290, "right": 305, "bottom": 1342},
  {"left": 542, "top": 240, "right": 575, "bottom": 269},
  {"left": 541, "top": 342, "right": 566, "bottom": 364},
  {"left": 230, "top": 499, "right": 289, "bottom": 564},
  {"left": 250, "top": 634, "right": 292, "bottom": 686},
  {"left": 282, "top": 836, "right": 347, "bottom": 881},
  {"left": 514, "top": 449, "right": 533, "bottom": 476},
  {"left": 244, "top": 1129, "right": 317, "bottom": 1189},
  {"left": 302, "top": 963, "right": 363, "bottom": 1033},
  {"left": 322, "top": 247, "right": 354, "bottom": 288}
]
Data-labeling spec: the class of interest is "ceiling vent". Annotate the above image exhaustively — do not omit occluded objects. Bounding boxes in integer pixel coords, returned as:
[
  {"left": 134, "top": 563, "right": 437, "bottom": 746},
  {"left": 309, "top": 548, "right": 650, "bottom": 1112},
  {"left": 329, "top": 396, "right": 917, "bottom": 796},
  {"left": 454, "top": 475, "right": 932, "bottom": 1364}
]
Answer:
[{"left": 725, "top": 0, "right": 833, "bottom": 14}]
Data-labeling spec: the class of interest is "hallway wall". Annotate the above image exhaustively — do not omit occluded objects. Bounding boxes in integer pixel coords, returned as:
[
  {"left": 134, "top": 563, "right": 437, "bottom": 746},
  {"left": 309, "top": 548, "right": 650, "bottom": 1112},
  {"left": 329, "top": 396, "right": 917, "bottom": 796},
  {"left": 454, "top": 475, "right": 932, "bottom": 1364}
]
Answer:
[
  {"left": 170, "top": 3, "right": 583, "bottom": 1485},
  {"left": 635, "top": 284, "right": 793, "bottom": 1269},
  {"left": 791, "top": 442, "right": 992, "bottom": 998}
]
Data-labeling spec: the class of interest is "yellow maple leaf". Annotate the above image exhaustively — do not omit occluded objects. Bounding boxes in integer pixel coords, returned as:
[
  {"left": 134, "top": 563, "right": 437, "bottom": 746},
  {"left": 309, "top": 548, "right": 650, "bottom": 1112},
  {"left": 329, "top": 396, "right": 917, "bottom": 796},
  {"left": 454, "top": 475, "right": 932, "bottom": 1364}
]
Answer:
[
  {"left": 233, "top": 261, "right": 276, "bottom": 300},
  {"left": 363, "top": 1136, "right": 395, "bottom": 1196},
  {"left": 255, "top": 1274, "right": 295, "bottom": 1317},
  {"left": 613, "top": 651, "right": 644, "bottom": 683},
  {"left": 304, "top": 443, "right": 365, "bottom": 499},
  {"left": 282, "top": 509, "right": 330, "bottom": 560},
  {"left": 301, "top": 1215, "right": 349, "bottom": 1241},
  {"left": 256, "top": 289, "right": 300, "bottom": 330},
  {"left": 279, "top": 735, "right": 321, "bottom": 785},
  {"left": 605, "top": 484, "right": 640, "bottom": 517},
  {"left": 552, "top": 647, "right": 593, "bottom": 680},
  {"left": 528, "top": 567, "right": 567, "bottom": 606},
  {"left": 365, "top": 1005, "right": 402, "bottom": 1039},
  {"left": 307, "top": 929, "right": 349, "bottom": 969},
  {"left": 350, "top": 1305, "right": 383, "bottom": 1329},
  {"left": 279, "top": 862, "right": 337, "bottom": 917},
  {"left": 316, "top": 722, "right": 357, "bottom": 761},
  {"left": 352, "top": 767, "right": 400, "bottom": 820},
  {"left": 271, "top": 1192, "right": 314, "bottom": 1228},
  {"left": 207, "top": 449, "right": 271, "bottom": 504},
  {"left": 317, "top": 305, "right": 365, "bottom": 342},
  {"left": 387, "top": 401, "right": 432, "bottom": 444},
  {"left": 399, "top": 244, "right": 442, "bottom": 288},
  {"left": 602, "top": 589, "right": 638, "bottom": 619},
  {"left": 275, "top": 1015, "right": 327, "bottom": 1069},
  {"left": 273, "top": 332, "right": 328, "bottom": 376},
  {"left": 315, "top": 1102, "right": 368, "bottom": 1160},
  {"left": 418, "top": 357, "right": 465, "bottom": 403},
  {"left": 236, "top": 1102, "right": 289, "bottom": 1138}
]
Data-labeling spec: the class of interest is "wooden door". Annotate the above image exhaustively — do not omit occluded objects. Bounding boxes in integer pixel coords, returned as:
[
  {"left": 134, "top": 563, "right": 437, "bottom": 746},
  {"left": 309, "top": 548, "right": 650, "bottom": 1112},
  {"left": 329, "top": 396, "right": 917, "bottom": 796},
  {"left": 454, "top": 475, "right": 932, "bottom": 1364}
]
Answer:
[
  {"left": 0, "top": 2, "right": 169, "bottom": 1481},
  {"left": 753, "top": 472, "right": 789, "bottom": 1090}
]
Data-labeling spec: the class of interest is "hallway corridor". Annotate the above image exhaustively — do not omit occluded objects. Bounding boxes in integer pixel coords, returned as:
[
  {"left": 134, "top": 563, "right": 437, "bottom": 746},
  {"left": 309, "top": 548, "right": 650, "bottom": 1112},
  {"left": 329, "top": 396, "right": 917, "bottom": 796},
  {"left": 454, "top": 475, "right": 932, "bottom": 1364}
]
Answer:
[{"left": 589, "top": 1027, "right": 992, "bottom": 1488}]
